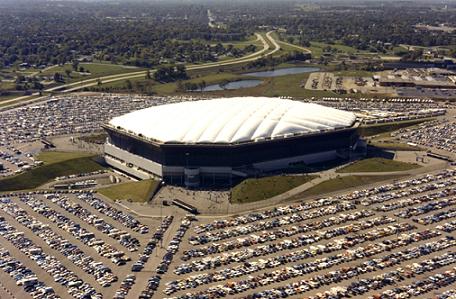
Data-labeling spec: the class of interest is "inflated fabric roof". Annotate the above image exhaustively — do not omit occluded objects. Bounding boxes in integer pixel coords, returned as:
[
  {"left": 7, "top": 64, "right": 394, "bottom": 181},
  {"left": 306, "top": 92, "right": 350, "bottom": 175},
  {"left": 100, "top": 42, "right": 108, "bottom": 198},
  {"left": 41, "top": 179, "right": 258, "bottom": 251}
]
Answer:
[{"left": 109, "top": 97, "right": 356, "bottom": 144}]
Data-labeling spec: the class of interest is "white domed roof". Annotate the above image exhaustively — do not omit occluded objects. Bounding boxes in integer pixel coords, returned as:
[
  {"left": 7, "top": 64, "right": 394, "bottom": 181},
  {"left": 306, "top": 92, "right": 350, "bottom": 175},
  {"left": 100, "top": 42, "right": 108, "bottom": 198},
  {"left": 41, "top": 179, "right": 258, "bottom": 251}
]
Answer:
[{"left": 109, "top": 97, "right": 356, "bottom": 144}]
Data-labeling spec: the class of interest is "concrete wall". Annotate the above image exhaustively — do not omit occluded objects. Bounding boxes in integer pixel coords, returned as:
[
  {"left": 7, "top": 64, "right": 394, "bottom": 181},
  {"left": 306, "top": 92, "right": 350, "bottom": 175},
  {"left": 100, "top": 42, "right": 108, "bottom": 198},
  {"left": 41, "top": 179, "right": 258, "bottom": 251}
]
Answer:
[{"left": 104, "top": 143, "right": 163, "bottom": 178}]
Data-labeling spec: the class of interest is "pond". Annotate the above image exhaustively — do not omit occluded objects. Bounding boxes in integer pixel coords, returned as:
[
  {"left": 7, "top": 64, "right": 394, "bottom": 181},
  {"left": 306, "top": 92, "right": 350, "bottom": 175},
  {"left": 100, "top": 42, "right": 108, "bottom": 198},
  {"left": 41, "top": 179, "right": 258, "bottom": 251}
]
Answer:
[
  {"left": 200, "top": 79, "right": 262, "bottom": 91},
  {"left": 243, "top": 66, "right": 320, "bottom": 77}
]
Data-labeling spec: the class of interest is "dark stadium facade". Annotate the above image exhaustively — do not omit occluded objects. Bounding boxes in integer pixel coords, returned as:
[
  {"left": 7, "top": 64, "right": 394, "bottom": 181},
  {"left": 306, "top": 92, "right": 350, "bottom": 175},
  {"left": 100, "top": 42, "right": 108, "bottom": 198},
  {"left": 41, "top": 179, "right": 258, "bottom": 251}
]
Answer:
[{"left": 103, "top": 123, "right": 360, "bottom": 187}]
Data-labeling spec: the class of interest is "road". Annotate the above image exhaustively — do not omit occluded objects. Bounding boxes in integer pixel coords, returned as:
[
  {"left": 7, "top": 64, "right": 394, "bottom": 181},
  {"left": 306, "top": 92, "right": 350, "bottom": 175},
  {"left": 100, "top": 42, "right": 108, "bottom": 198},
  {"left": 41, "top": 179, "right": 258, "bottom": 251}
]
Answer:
[
  {"left": 1, "top": 31, "right": 281, "bottom": 109},
  {"left": 276, "top": 39, "right": 312, "bottom": 53}
]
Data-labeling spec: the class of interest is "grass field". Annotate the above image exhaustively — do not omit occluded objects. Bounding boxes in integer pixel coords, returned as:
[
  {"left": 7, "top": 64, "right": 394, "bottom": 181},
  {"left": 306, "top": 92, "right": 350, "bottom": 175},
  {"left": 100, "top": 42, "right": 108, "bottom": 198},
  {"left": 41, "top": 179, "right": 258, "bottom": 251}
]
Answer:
[
  {"left": 77, "top": 133, "right": 108, "bottom": 145},
  {"left": 96, "top": 65, "right": 337, "bottom": 98},
  {"left": 37, "top": 151, "right": 95, "bottom": 164},
  {"left": 293, "top": 175, "right": 405, "bottom": 200},
  {"left": 369, "top": 141, "right": 422, "bottom": 151},
  {"left": 308, "top": 41, "right": 363, "bottom": 57},
  {"left": 358, "top": 119, "right": 432, "bottom": 137},
  {"left": 0, "top": 93, "right": 22, "bottom": 103},
  {"left": 0, "top": 156, "right": 104, "bottom": 191},
  {"left": 336, "top": 158, "right": 421, "bottom": 173},
  {"left": 204, "top": 72, "right": 336, "bottom": 98},
  {"left": 231, "top": 175, "right": 318, "bottom": 204},
  {"left": 333, "top": 70, "right": 375, "bottom": 77},
  {"left": 152, "top": 72, "right": 243, "bottom": 94},
  {"left": 40, "top": 63, "right": 145, "bottom": 83},
  {"left": 98, "top": 179, "right": 159, "bottom": 202}
]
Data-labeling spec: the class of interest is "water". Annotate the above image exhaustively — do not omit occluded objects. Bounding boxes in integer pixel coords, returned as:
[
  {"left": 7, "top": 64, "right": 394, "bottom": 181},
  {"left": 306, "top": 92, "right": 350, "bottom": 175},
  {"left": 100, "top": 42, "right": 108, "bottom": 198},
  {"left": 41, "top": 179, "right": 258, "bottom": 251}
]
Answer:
[
  {"left": 243, "top": 66, "right": 320, "bottom": 77},
  {"left": 201, "top": 79, "right": 262, "bottom": 91}
]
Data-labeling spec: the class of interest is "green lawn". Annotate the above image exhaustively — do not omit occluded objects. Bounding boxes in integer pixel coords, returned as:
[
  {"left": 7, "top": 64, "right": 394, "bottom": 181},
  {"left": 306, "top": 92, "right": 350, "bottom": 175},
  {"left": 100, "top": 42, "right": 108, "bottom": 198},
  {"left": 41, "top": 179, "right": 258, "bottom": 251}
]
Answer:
[
  {"left": 40, "top": 63, "right": 145, "bottom": 83},
  {"left": 212, "top": 73, "right": 336, "bottom": 98},
  {"left": 0, "top": 81, "right": 15, "bottom": 90},
  {"left": 369, "top": 141, "right": 422, "bottom": 151},
  {"left": 213, "top": 34, "right": 262, "bottom": 49},
  {"left": 231, "top": 175, "right": 318, "bottom": 204},
  {"left": 0, "top": 93, "right": 21, "bottom": 103},
  {"left": 0, "top": 95, "right": 42, "bottom": 108},
  {"left": 333, "top": 70, "right": 375, "bottom": 77},
  {"left": 37, "top": 151, "right": 95, "bottom": 164},
  {"left": 153, "top": 72, "right": 243, "bottom": 94},
  {"left": 98, "top": 179, "right": 160, "bottom": 202},
  {"left": 77, "top": 133, "right": 108, "bottom": 145},
  {"left": 358, "top": 119, "right": 432, "bottom": 137},
  {"left": 0, "top": 156, "right": 104, "bottom": 191},
  {"left": 293, "top": 175, "right": 405, "bottom": 200},
  {"left": 337, "top": 158, "right": 421, "bottom": 173}
]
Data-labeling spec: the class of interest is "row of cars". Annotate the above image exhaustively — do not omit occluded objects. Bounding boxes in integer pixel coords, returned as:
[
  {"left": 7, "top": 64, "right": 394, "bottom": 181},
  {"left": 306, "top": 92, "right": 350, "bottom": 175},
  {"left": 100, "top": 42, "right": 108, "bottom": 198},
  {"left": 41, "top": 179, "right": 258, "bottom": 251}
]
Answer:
[
  {"left": 140, "top": 216, "right": 194, "bottom": 299},
  {"left": 399, "top": 119, "right": 456, "bottom": 154},
  {"left": 171, "top": 230, "right": 443, "bottom": 293},
  {"left": 0, "top": 248, "right": 60, "bottom": 299},
  {"left": 436, "top": 219, "right": 456, "bottom": 232},
  {"left": 395, "top": 196, "right": 456, "bottom": 219},
  {"left": 0, "top": 217, "right": 100, "bottom": 299},
  {"left": 0, "top": 197, "right": 117, "bottom": 288},
  {"left": 193, "top": 197, "right": 340, "bottom": 234},
  {"left": 166, "top": 235, "right": 456, "bottom": 299},
  {"left": 54, "top": 170, "right": 107, "bottom": 182},
  {"left": 351, "top": 170, "right": 456, "bottom": 205},
  {"left": 164, "top": 168, "right": 456, "bottom": 299},
  {"left": 176, "top": 222, "right": 417, "bottom": 275},
  {"left": 0, "top": 148, "right": 38, "bottom": 177},
  {"left": 116, "top": 219, "right": 177, "bottom": 299},
  {"left": 372, "top": 267, "right": 456, "bottom": 299},
  {"left": 184, "top": 202, "right": 357, "bottom": 260},
  {"left": 132, "top": 216, "right": 174, "bottom": 272},
  {"left": 413, "top": 207, "right": 456, "bottom": 225},
  {"left": 192, "top": 170, "right": 456, "bottom": 238},
  {"left": 375, "top": 184, "right": 456, "bottom": 212},
  {"left": 45, "top": 193, "right": 140, "bottom": 251},
  {"left": 18, "top": 194, "right": 130, "bottom": 265},
  {"left": 188, "top": 202, "right": 358, "bottom": 246},
  {"left": 77, "top": 192, "right": 149, "bottom": 234},
  {"left": 166, "top": 217, "right": 430, "bottom": 294},
  {"left": 113, "top": 274, "right": 136, "bottom": 299},
  {"left": 0, "top": 95, "right": 193, "bottom": 144},
  {"left": 436, "top": 289, "right": 456, "bottom": 299}
]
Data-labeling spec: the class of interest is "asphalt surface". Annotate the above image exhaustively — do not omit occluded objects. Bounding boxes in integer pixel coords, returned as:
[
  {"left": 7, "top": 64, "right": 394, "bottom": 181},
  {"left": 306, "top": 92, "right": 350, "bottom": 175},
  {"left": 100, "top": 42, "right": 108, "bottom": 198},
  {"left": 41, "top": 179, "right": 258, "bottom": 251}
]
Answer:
[{"left": 1, "top": 166, "right": 456, "bottom": 299}]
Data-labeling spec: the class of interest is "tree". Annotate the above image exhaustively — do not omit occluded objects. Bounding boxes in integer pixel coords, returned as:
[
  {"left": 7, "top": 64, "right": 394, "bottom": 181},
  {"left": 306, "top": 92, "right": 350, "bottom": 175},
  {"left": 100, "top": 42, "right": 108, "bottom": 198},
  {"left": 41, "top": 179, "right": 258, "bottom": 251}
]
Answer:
[
  {"left": 176, "top": 80, "right": 184, "bottom": 92},
  {"left": 33, "top": 81, "right": 44, "bottom": 91},
  {"left": 15, "top": 75, "right": 25, "bottom": 84},
  {"left": 72, "top": 60, "right": 79, "bottom": 71},
  {"left": 53, "top": 72, "right": 64, "bottom": 83},
  {"left": 125, "top": 79, "right": 133, "bottom": 90},
  {"left": 198, "top": 80, "right": 207, "bottom": 91},
  {"left": 153, "top": 65, "right": 188, "bottom": 83},
  {"left": 450, "top": 48, "right": 456, "bottom": 58}
]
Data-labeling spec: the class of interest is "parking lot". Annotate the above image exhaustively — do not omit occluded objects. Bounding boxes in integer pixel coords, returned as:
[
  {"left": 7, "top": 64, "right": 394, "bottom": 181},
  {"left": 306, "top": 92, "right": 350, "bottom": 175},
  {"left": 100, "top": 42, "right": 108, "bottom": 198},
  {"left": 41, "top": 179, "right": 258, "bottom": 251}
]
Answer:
[
  {"left": 0, "top": 190, "right": 167, "bottom": 299},
  {"left": 2, "top": 168, "right": 455, "bottom": 298},
  {"left": 156, "top": 168, "right": 456, "bottom": 299},
  {"left": 0, "top": 94, "right": 456, "bottom": 299},
  {"left": 0, "top": 94, "right": 205, "bottom": 178},
  {"left": 399, "top": 118, "right": 456, "bottom": 156}
]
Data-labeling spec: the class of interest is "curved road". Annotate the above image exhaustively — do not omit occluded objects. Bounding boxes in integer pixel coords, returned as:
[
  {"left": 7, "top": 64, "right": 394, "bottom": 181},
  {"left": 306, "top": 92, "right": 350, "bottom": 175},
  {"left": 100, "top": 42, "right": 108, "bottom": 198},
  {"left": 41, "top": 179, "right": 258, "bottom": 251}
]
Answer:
[{"left": 2, "top": 31, "right": 282, "bottom": 109}]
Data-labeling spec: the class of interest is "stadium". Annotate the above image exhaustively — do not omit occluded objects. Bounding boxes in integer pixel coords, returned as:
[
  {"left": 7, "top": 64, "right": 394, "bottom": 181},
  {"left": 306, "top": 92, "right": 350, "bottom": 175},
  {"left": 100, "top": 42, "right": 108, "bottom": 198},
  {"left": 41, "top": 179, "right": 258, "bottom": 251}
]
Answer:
[{"left": 103, "top": 97, "right": 360, "bottom": 187}]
